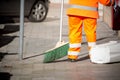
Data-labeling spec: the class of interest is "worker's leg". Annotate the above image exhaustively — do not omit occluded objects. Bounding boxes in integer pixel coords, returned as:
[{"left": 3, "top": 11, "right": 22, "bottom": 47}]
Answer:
[
  {"left": 68, "top": 15, "right": 83, "bottom": 60},
  {"left": 83, "top": 17, "right": 97, "bottom": 51}
]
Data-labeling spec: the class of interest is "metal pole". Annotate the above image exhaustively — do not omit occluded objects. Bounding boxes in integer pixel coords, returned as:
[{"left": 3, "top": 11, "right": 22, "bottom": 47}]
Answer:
[
  {"left": 59, "top": 0, "right": 64, "bottom": 42},
  {"left": 19, "top": 0, "right": 24, "bottom": 60}
]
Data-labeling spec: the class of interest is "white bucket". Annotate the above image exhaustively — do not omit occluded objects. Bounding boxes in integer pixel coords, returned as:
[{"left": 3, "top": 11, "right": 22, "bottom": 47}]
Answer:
[{"left": 90, "top": 41, "right": 120, "bottom": 64}]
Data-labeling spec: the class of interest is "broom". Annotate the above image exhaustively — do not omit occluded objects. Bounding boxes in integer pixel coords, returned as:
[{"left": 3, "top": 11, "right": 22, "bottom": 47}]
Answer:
[{"left": 43, "top": 0, "right": 69, "bottom": 63}]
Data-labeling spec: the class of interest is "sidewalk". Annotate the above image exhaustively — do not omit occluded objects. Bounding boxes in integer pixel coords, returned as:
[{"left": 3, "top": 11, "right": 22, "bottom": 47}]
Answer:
[{"left": 0, "top": 3, "right": 120, "bottom": 80}]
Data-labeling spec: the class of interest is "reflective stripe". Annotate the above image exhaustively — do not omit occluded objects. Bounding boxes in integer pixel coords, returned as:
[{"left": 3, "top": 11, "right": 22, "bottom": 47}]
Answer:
[
  {"left": 70, "top": 5, "right": 98, "bottom": 11},
  {"left": 88, "top": 42, "right": 96, "bottom": 47},
  {"left": 68, "top": 51, "right": 80, "bottom": 56},
  {"left": 69, "top": 43, "right": 81, "bottom": 48}
]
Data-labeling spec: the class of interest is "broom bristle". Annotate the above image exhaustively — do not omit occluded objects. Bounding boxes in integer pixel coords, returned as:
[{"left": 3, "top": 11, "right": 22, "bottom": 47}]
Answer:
[{"left": 43, "top": 42, "right": 69, "bottom": 63}]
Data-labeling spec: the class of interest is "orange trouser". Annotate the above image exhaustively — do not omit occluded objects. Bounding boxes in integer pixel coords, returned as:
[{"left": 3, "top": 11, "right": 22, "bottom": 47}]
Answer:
[{"left": 68, "top": 15, "right": 97, "bottom": 59}]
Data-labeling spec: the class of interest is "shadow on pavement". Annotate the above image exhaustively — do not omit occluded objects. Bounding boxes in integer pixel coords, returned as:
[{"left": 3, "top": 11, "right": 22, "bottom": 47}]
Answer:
[
  {"left": 0, "top": 36, "right": 17, "bottom": 47},
  {"left": 0, "top": 52, "right": 8, "bottom": 61},
  {"left": 0, "top": 72, "right": 12, "bottom": 80},
  {"left": 0, "top": 25, "right": 19, "bottom": 34},
  {"left": 0, "top": 24, "right": 19, "bottom": 61},
  {"left": 45, "top": 53, "right": 89, "bottom": 63},
  {"left": 0, "top": 24, "right": 19, "bottom": 47}
]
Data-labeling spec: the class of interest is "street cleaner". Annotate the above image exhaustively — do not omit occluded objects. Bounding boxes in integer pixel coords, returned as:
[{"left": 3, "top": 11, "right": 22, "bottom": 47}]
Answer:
[{"left": 66, "top": 0, "right": 114, "bottom": 62}]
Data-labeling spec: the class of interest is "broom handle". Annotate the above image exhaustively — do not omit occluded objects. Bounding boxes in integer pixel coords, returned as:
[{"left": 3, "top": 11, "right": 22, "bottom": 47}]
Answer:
[{"left": 59, "top": 0, "right": 64, "bottom": 42}]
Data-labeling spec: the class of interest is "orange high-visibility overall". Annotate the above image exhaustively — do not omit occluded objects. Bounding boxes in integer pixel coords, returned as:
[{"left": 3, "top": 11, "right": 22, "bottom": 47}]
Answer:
[{"left": 67, "top": 0, "right": 114, "bottom": 60}]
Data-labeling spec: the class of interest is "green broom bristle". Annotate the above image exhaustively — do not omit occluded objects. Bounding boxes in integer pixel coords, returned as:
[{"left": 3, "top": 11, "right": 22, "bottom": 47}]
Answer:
[{"left": 43, "top": 43, "right": 69, "bottom": 63}]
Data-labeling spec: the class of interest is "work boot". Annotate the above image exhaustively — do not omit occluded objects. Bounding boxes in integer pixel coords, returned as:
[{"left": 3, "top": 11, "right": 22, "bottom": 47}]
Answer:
[
  {"left": 68, "top": 58, "right": 77, "bottom": 62},
  {"left": 68, "top": 55, "right": 78, "bottom": 62}
]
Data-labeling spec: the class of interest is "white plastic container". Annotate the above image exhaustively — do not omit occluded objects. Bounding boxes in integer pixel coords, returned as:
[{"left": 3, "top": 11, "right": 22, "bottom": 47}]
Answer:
[{"left": 89, "top": 41, "right": 120, "bottom": 64}]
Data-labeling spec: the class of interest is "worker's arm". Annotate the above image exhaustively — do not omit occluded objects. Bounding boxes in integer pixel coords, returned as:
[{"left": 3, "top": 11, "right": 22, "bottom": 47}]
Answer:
[{"left": 99, "top": 0, "right": 115, "bottom": 6}]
